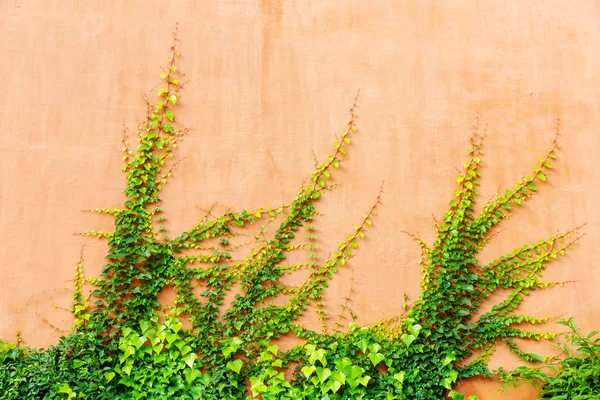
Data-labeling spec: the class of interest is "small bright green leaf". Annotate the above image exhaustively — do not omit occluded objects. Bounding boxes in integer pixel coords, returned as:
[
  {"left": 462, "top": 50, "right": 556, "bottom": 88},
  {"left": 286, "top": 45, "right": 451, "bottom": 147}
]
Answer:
[
  {"left": 537, "top": 173, "right": 546, "bottom": 182},
  {"left": 227, "top": 359, "right": 244, "bottom": 374},
  {"left": 104, "top": 372, "right": 115, "bottom": 382}
]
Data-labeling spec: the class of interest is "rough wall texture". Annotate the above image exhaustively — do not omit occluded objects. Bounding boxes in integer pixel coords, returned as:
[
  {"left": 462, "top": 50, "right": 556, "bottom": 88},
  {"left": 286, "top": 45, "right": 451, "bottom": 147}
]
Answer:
[{"left": 1, "top": 0, "right": 599, "bottom": 398}]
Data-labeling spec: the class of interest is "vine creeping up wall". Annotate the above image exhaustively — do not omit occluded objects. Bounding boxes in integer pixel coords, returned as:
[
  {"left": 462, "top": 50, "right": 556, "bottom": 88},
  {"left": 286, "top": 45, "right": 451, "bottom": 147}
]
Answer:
[{"left": 0, "top": 30, "right": 586, "bottom": 400}]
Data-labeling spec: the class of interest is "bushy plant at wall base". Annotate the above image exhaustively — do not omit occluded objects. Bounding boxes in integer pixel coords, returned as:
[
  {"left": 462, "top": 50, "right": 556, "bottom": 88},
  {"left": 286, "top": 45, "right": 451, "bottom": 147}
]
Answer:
[
  {"left": 0, "top": 30, "right": 586, "bottom": 399},
  {"left": 499, "top": 317, "right": 600, "bottom": 399}
]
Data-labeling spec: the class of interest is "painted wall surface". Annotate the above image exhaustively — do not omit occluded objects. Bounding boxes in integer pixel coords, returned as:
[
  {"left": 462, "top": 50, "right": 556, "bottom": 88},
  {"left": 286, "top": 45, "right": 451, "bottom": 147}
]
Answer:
[{"left": 1, "top": 0, "right": 599, "bottom": 397}]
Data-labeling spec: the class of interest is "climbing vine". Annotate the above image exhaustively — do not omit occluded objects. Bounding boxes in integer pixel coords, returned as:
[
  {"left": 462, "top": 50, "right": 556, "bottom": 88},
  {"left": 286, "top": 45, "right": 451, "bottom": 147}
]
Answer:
[{"left": 0, "top": 30, "right": 586, "bottom": 399}]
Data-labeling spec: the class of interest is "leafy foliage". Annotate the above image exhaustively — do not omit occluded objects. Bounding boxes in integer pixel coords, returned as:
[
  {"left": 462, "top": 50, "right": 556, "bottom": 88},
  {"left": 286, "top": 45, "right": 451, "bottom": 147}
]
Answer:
[
  {"left": 0, "top": 332, "right": 116, "bottom": 399},
  {"left": 499, "top": 318, "right": 600, "bottom": 399},
  {"left": 112, "top": 310, "right": 213, "bottom": 399},
  {"left": 0, "top": 30, "right": 585, "bottom": 399}
]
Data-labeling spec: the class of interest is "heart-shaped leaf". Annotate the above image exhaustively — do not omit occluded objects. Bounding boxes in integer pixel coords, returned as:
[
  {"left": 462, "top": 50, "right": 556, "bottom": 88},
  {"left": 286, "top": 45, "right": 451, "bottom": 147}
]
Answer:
[
  {"left": 368, "top": 343, "right": 382, "bottom": 353},
  {"left": 401, "top": 333, "right": 416, "bottom": 347},
  {"left": 331, "top": 370, "right": 346, "bottom": 385},
  {"left": 184, "top": 367, "right": 201, "bottom": 384},
  {"left": 393, "top": 371, "right": 405, "bottom": 383},
  {"left": 448, "top": 390, "right": 464, "bottom": 400},
  {"left": 316, "top": 367, "right": 332, "bottom": 383},
  {"left": 301, "top": 365, "right": 316, "bottom": 379},
  {"left": 350, "top": 365, "right": 364, "bottom": 380},
  {"left": 443, "top": 353, "right": 456, "bottom": 366},
  {"left": 165, "top": 332, "right": 178, "bottom": 344},
  {"left": 356, "top": 339, "right": 369, "bottom": 353},
  {"left": 104, "top": 372, "right": 115, "bottom": 382},
  {"left": 139, "top": 320, "right": 152, "bottom": 334},
  {"left": 183, "top": 352, "right": 198, "bottom": 368},
  {"left": 357, "top": 375, "right": 371, "bottom": 387},
  {"left": 249, "top": 377, "right": 267, "bottom": 395},
  {"left": 368, "top": 352, "right": 385, "bottom": 366},
  {"left": 408, "top": 324, "right": 422, "bottom": 337},
  {"left": 226, "top": 359, "right": 244, "bottom": 374}
]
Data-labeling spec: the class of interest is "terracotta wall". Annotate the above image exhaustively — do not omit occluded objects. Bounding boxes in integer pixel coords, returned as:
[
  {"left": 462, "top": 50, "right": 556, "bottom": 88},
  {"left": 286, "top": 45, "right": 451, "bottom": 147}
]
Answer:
[{"left": 1, "top": 0, "right": 599, "bottom": 398}]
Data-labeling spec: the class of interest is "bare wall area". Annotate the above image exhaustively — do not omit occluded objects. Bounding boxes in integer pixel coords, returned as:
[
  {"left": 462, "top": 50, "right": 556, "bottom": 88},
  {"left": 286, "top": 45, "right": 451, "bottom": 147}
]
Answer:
[{"left": 1, "top": 1, "right": 599, "bottom": 398}]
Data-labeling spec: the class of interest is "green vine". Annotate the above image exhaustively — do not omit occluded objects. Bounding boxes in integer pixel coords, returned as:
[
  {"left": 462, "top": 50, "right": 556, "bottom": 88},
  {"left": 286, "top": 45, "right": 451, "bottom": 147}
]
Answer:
[{"left": 0, "top": 31, "right": 585, "bottom": 400}]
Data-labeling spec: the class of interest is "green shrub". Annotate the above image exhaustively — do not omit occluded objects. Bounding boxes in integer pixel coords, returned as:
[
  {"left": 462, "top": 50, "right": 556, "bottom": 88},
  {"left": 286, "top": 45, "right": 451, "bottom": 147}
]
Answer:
[
  {"left": 500, "top": 318, "right": 600, "bottom": 399},
  {"left": 0, "top": 333, "right": 117, "bottom": 399}
]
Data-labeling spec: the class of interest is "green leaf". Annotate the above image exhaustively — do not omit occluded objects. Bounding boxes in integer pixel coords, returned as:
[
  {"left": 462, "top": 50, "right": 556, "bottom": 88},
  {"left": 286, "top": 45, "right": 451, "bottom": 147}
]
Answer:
[
  {"left": 356, "top": 339, "right": 369, "bottom": 353},
  {"left": 357, "top": 375, "right": 371, "bottom": 387},
  {"left": 122, "top": 362, "right": 132, "bottom": 376},
  {"left": 227, "top": 359, "right": 244, "bottom": 374},
  {"left": 368, "top": 343, "right": 382, "bottom": 353},
  {"left": 183, "top": 352, "right": 198, "bottom": 368},
  {"left": 331, "top": 370, "right": 346, "bottom": 385},
  {"left": 441, "top": 377, "right": 453, "bottom": 389},
  {"left": 164, "top": 111, "right": 174, "bottom": 121},
  {"left": 104, "top": 372, "right": 115, "bottom": 382},
  {"left": 530, "top": 353, "right": 545, "bottom": 362},
  {"left": 393, "top": 371, "right": 405, "bottom": 383},
  {"left": 448, "top": 390, "right": 464, "bottom": 400},
  {"left": 401, "top": 334, "right": 416, "bottom": 347},
  {"left": 249, "top": 377, "right": 267, "bottom": 395},
  {"left": 301, "top": 365, "right": 316, "bottom": 379},
  {"left": 57, "top": 383, "right": 75, "bottom": 398},
  {"left": 165, "top": 332, "right": 178, "bottom": 344},
  {"left": 408, "top": 324, "right": 422, "bottom": 337},
  {"left": 130, "top": 334, "right": 146, "bottom": 349},
  {"left": 139, "top": 320, "right": 152, "bottom": 333},
  {"left": 316, "top": 367, "right": 332, "bottom": 383},
  {"left": 368, "top": 352, "right": 385, "bottom": 366},
  {"left": 184, "top": 368, "right": 201, "bottom": 384},
  {"left": 457, "top": 309, "right": 470, "bottom": 317}
]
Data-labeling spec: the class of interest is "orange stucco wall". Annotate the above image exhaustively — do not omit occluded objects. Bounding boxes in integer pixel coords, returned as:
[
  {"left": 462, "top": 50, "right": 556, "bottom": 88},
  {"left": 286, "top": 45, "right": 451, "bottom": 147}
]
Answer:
[{"left": 1, "top": 1, "right": 600, "bottom": 398}]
